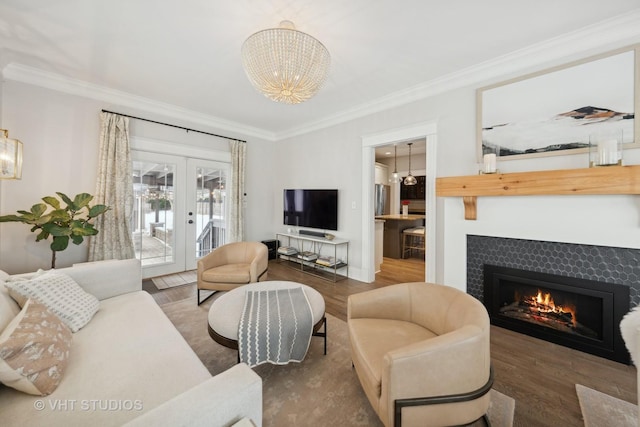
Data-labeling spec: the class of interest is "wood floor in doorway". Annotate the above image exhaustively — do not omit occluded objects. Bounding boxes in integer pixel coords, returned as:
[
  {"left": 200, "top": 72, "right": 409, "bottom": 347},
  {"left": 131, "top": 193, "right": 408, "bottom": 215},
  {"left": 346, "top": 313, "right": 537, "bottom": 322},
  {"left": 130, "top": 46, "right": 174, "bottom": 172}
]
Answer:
[{"left": 377, "top": 256, "right": 425, "bottom": 283}]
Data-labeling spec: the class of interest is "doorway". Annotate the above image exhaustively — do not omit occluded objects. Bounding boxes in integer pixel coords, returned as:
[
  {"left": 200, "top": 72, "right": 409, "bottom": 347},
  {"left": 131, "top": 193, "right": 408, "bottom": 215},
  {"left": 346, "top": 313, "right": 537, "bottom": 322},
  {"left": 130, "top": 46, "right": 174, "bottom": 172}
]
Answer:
[
  {"left": 361, "top": 121, "right": 437, "bottom": 283},
  {"left": 374, "top": 140, "right": 426, "bottom": 282},
  {"left": 131, "top": 150, "right": 229, "bottom": 279}
]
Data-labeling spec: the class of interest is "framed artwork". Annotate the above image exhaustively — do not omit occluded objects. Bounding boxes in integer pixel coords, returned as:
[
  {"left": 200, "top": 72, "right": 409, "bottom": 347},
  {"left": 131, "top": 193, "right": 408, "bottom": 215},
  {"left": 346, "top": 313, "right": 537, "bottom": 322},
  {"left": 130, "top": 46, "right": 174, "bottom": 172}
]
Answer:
[{"left": 477, "top": 45, "right": 639, "bottom": 160}]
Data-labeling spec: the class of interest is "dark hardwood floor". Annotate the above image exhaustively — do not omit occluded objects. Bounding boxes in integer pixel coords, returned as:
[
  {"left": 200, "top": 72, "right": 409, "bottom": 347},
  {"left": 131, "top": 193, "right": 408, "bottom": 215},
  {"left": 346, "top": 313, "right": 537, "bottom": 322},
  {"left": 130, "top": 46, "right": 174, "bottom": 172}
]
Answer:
[{"left": 146, "top": 258, "right": 636, "bottom": 427}]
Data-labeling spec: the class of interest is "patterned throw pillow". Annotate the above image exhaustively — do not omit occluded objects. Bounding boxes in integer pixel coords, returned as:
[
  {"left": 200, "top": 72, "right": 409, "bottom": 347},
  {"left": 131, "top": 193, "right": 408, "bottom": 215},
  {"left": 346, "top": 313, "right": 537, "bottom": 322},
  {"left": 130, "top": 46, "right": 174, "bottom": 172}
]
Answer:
[
  {"left": 0, "top": 299, "right": 73, "bottom": 395},
  {"left": 5, "top": 271, "right": 99, "bottom": 332}
]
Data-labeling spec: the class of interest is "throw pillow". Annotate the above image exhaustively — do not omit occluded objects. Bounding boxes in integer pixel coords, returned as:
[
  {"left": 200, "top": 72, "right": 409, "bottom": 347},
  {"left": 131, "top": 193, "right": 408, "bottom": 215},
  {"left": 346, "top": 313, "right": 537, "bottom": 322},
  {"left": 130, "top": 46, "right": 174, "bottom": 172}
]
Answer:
[
  {"left": 0, "top": 283, "right": 21, "bottom": 334},
  {"left": 0, "top": 299, "right": 72, "bottom": 395},
  {"left": 5, "top": 271, "right": 99, "bottom": 332}
]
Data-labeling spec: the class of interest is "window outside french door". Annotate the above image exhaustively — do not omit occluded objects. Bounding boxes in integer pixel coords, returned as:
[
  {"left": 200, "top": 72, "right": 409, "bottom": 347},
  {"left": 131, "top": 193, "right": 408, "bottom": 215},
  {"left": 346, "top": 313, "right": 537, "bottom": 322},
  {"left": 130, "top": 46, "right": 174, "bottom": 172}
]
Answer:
[{"left": 131, "top": 151, "right": 229, "bottom": 279}]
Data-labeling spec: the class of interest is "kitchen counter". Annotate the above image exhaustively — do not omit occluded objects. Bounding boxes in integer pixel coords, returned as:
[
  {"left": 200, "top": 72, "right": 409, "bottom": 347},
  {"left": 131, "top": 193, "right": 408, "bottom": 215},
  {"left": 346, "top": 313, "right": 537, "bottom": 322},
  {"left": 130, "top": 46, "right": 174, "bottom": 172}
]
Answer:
[
  {"left": 375, "top": 214, "right": 426, "bottom": 221},
  {"left": 375, "top": 215, "right": 425, "bottom": 259}
]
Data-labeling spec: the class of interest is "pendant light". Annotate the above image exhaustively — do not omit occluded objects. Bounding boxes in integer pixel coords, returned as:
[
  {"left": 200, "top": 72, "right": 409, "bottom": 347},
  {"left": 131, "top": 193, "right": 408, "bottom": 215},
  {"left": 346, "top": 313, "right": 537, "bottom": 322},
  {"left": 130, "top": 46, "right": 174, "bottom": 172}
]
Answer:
[
  {"left": 404, "top": 142, "right": 417, "bottom": 186},
  {"left": 389, "top": 145, "right": 399, "bottom": 183}
]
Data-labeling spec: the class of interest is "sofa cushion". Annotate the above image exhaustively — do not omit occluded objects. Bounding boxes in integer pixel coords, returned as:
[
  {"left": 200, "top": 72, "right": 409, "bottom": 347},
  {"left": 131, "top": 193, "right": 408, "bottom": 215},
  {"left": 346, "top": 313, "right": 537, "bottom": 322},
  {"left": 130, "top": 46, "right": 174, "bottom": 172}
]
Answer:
[
  {"left": 0, "top": 299, "right": 72, "bottom": 396},
  {"left": 5, "top": 271, "right": 99, "bottom": 332},
  {"left": 202, "top": 264, "right": 251, "bottom": 284},
  {"left": 62, "top": 259, "right": 142, "bottom": 301},
  {"left": 5, "top": 269, "right": 47, "bottom": 282}
]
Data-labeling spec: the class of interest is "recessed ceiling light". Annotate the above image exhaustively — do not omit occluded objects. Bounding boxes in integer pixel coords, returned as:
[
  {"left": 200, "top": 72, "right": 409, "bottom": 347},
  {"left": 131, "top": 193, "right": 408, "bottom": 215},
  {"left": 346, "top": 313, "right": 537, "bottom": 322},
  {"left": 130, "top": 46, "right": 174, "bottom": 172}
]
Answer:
[{"left": 385, "top": 151, "right": 391, "bottom": 155}]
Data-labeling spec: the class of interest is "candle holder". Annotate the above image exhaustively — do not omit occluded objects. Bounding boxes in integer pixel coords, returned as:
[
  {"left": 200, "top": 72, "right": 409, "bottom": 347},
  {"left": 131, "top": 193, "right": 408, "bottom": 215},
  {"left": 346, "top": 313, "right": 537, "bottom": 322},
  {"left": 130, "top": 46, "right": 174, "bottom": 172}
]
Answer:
[
  {"left": 589, "top": 130, "right": 623, "bottom": 167},
  {"left": 480, "top": 146, "right": 499, "bottom": 174}
]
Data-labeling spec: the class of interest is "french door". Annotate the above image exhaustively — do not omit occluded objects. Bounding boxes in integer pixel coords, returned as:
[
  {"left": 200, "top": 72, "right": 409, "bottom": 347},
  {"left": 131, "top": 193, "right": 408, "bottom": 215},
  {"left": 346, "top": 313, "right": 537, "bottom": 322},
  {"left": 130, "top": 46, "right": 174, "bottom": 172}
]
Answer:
[{"left": 131, "top": 151, "right": 229, "bottom": 279}]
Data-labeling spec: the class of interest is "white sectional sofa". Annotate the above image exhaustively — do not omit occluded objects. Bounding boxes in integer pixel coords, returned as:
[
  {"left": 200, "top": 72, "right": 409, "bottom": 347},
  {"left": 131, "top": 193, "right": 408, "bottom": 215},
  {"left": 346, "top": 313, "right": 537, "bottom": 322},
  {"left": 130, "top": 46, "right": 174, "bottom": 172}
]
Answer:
[{"left": 0, "top": 259, "right": 262, "bottom": 427}]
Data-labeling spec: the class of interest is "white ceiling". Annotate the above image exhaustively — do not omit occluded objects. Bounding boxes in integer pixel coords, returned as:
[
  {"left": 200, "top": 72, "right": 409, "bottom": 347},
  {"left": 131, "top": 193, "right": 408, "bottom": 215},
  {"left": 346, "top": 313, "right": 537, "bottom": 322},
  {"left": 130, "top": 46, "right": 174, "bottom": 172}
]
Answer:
[{"left": 1, "top": 0, "right": 639, "bottom": 140}]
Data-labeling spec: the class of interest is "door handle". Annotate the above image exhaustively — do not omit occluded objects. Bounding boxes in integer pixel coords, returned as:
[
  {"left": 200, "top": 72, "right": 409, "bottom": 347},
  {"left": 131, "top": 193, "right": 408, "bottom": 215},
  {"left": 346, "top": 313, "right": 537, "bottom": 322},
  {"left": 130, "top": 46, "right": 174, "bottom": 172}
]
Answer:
[{"left": 188, "top": 220, "right": 194, "bottom": 224}]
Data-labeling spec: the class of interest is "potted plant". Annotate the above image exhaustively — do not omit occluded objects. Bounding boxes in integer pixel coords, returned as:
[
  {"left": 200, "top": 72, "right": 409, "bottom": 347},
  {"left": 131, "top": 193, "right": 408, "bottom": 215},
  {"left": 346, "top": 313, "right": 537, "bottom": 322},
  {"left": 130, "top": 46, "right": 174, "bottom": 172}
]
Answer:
[{"left": 0, "top": 192, "right": 109, "bottom": 268}]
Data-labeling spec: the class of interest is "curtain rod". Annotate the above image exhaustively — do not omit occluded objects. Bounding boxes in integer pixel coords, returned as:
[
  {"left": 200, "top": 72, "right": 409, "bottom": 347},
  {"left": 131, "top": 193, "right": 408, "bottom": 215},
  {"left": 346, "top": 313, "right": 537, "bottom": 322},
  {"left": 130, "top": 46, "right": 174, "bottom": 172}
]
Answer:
[{"left": 101, "top": 109, "right": 246, "bottom": 143}]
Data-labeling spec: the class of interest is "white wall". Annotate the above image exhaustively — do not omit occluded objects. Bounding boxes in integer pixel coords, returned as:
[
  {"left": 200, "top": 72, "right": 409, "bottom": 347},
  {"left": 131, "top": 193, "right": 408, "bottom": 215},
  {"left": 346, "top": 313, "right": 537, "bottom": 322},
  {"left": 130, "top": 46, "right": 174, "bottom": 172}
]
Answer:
[
  {"left": 274, "top": 41, "right": 640, "bottom": 286},
  {"left": 0, "top": 81, "right": 276, "bottom": 273},
  {"left": 0, "top": 82, "right": 102, "bottom": 272}
]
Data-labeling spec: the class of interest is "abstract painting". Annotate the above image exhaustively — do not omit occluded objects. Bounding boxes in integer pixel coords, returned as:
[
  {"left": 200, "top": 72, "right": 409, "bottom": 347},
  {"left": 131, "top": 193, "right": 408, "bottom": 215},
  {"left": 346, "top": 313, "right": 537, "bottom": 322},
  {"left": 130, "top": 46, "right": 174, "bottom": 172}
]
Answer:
[{"left": 477, "top": 46, "right": 638, "bottom": 160}]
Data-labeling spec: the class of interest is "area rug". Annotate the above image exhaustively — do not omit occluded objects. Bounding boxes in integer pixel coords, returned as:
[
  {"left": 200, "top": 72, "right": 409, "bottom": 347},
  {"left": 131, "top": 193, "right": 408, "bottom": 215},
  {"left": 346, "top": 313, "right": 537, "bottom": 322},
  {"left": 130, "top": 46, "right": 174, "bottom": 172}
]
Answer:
[
  {"left": 160, "top": 296, "right": 515, "bottom": 426},
  {"left": 576, "top": 384, "right": 637, "bottom": 427},
  {"left": 151, "top": 270, "right": 197, "bottom": 290}
]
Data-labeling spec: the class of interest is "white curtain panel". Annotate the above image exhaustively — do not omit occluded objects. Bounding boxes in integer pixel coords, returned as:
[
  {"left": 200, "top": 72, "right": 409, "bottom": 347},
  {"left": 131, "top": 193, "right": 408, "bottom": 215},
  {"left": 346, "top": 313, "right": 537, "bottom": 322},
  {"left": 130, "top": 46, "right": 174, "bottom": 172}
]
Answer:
[
  {"left": 228, "top": 140, "right": 246, "bottom": 242},
  {"left": 88, "top": 112, "right": 135, "bottom": 261}
]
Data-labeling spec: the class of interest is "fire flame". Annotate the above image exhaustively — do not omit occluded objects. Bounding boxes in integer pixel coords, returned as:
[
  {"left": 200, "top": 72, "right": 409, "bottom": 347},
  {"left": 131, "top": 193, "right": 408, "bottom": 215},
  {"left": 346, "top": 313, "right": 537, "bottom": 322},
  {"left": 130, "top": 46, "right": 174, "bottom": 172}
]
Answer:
[{"left": 525, "top": 289, "right": 577, "bottom": 327}]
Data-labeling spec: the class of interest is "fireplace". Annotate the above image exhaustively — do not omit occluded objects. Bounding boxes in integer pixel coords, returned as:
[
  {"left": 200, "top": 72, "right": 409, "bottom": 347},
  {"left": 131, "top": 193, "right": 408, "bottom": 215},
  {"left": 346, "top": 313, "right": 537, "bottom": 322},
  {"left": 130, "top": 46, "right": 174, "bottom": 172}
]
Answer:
[{"left": 484, "top": 264, "right": 630, "bottom": 363}]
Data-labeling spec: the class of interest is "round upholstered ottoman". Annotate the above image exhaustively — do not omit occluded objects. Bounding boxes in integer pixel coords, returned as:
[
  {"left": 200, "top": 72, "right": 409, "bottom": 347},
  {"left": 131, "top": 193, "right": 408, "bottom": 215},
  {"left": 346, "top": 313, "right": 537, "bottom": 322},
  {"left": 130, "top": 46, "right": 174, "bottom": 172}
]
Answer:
[{"left": 207, "top": 281, "right": 327, "bottom": 355}]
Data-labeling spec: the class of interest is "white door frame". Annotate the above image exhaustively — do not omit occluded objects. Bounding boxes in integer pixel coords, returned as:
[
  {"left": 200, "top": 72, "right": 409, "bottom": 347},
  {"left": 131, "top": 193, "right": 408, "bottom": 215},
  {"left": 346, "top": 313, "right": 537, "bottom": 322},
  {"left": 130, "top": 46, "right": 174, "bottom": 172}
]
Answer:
[{"left": 361, "top": 121, "right": 438, "bottom": 283}]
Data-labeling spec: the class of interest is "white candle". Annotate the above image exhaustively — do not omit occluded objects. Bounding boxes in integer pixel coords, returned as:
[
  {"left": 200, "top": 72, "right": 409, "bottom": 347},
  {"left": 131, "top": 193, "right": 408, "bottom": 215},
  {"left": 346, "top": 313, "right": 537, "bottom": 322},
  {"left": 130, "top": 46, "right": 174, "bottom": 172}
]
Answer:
[
  {"left": 597, "top": 139, "right": 618, "bottom": 166},
  {"left": 483, "top": 153, "right": 497, "bottom": 173}
]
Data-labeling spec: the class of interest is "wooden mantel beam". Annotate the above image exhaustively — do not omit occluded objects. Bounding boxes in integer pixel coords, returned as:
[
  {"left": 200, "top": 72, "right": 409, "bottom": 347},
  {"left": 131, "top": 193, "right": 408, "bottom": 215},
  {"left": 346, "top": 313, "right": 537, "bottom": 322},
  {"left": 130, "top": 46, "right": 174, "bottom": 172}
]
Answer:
[{"left": 436, "top": 165, "right": 640, "bottom": 220}]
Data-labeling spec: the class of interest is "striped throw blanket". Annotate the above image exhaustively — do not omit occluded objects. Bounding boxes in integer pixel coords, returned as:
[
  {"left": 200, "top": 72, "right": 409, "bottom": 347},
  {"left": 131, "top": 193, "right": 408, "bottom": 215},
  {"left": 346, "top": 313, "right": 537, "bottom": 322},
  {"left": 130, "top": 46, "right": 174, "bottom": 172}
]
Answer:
[{"left": 238, "top": 287, "right": 313, "bottom": 367}]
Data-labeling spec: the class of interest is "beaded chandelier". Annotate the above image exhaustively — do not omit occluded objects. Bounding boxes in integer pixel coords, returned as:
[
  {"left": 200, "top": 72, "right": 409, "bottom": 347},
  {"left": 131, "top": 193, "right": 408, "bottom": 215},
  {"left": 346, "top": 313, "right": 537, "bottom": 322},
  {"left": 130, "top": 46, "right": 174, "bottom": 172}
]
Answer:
[{"left": 241, "top": 21, "right": 331, "bottom": 104}]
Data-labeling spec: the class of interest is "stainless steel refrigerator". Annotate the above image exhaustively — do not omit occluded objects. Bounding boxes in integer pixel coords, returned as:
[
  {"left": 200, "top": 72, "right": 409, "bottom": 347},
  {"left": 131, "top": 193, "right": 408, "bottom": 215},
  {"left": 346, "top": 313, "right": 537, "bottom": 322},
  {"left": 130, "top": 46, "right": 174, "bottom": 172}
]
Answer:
[{"left": 374, "top": 184, "right": 390, "bottom": 216}]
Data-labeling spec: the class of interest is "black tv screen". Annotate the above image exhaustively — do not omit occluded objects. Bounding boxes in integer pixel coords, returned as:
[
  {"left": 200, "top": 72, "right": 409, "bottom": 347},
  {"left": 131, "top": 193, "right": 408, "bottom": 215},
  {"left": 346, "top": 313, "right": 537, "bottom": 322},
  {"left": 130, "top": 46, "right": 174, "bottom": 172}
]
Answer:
[{"left": 283, "top": 189, "right": 338, "bottom": 231}]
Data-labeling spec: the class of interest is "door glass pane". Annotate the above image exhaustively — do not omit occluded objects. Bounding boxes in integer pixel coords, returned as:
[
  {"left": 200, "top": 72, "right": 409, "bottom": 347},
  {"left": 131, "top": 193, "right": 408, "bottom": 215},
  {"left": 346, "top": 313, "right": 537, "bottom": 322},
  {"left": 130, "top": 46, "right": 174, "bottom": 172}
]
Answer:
[
  {"left": 194, "top": 166, "right": 226, "bottom": 258},
  {"left": 132, "top": 161, "right": 176, "bottom": 266}
]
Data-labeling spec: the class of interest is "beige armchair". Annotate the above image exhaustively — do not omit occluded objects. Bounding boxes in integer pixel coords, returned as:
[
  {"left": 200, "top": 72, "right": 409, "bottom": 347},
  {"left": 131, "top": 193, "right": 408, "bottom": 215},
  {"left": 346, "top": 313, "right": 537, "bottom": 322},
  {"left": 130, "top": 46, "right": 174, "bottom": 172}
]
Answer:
[
  {"left": 197, "top": 241, "right": 269, "bottom": 305},
  {"left": 347, "top": 282, "right": 492, "bottom": 427}
]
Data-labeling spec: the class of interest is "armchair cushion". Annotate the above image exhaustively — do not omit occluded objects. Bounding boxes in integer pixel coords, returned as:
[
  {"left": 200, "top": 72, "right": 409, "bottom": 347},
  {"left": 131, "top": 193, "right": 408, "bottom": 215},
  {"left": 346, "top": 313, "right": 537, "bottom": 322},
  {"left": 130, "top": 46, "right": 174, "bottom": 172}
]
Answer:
[
  {"left": 202, "top": 263, "right": 251, "bottom": 284},
  {"left": 349, "top": 318, "right": 436, "bottom": 407}
]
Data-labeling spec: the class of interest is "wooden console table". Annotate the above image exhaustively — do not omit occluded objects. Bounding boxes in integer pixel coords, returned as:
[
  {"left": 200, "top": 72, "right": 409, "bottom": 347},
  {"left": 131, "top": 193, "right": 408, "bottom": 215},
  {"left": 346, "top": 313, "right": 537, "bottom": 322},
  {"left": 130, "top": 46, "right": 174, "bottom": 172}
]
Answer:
[{"left": 436, "top": 165, "right": 640, "bottom": 220}]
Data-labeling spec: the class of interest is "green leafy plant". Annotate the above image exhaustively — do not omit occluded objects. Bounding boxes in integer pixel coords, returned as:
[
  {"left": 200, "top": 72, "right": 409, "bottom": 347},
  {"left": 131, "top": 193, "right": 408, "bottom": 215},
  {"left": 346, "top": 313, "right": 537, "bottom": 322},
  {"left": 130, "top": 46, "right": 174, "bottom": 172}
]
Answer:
[
  {"left": 0, "top": 192, "right": 109, "bottom": 268},
  {"left": 148, "top": 197, "right": 171, "bottom": 210}
]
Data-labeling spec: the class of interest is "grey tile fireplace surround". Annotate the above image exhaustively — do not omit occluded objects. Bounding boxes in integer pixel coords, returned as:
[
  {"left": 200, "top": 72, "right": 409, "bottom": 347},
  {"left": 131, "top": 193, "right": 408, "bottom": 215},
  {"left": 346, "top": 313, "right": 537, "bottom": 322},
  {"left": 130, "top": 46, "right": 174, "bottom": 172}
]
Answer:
[{"left": 467, "top": 235, "right": 640, "bottom": 308}]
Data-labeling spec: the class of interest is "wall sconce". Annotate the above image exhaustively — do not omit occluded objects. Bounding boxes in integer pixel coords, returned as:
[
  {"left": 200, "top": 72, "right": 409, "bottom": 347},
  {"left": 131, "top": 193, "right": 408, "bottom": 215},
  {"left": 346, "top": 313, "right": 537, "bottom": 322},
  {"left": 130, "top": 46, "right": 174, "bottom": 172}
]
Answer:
[{"left": 0, "top": 129, "right": 23, "bottom": 180}]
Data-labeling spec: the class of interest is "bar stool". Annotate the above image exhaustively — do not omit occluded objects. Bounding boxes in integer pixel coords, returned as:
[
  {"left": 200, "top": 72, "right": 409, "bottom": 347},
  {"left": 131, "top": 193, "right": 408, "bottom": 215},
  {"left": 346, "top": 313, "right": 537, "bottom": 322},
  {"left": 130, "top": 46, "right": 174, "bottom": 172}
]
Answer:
[{"left": 402, "top": 227, "right": 425, "bottom": 259}]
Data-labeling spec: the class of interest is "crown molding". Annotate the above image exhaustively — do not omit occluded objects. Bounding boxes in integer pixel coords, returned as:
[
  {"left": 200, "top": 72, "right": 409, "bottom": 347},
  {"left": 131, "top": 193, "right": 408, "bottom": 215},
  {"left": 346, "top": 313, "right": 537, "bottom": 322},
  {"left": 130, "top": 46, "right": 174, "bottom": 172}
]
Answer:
[
  {"left": 1, "top": 63, "right": 277, "bottom": 142},
  {"left": 276, "top": 10, "right": 640, "bottom": 140}
]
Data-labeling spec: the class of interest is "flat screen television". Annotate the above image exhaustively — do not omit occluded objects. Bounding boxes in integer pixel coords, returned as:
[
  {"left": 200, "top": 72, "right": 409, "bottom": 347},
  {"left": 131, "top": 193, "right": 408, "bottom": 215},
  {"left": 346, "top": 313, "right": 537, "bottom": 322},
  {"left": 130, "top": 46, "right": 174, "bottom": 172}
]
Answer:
[{"left": 283, "top": 189, "right": 338, "bottom": 231}]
